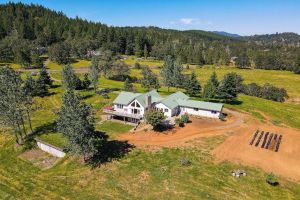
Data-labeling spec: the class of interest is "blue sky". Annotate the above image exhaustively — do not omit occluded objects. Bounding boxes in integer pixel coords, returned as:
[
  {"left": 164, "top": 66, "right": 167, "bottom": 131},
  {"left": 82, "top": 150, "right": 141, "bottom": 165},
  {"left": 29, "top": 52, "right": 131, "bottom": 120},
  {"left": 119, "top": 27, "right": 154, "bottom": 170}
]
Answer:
[{"left": 1, "top": 0, "right": 300, "bottom": 35}]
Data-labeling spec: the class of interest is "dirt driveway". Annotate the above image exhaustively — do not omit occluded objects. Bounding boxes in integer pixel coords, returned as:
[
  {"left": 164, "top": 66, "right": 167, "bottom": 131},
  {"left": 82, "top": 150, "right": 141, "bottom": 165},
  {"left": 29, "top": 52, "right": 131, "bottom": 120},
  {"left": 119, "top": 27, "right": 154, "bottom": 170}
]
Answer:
[
  {"left": 117, "top": 109, "right": 244, "bottom": 147},
  {"left": 118, "top": 108, "right": 300, "bottom": 181}
]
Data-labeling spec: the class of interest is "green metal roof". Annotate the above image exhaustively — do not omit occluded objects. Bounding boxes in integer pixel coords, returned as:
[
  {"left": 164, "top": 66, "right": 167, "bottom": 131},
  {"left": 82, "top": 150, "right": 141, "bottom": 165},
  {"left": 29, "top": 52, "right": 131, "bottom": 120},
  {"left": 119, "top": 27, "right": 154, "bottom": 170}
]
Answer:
[
  {"left": 113, "top": 90, "right": 223, "bottom": 112},
  {"left": 177, "top": 99, "right": 223, "bottom": 112},
  {"left": 113, "top": 91, "right": 141, "bottom": 105},
  {"left": 113, "top": 90, "right": 162, "bottom": 107},
  {"left": 159, "top": 91, "right": 189, "bottom": 109}
]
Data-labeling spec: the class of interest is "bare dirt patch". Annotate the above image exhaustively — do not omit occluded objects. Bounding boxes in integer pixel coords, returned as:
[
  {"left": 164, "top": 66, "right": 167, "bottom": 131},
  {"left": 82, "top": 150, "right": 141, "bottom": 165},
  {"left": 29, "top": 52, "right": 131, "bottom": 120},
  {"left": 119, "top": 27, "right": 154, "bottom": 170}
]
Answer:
[
  {"left": 19, "top": 148, "right": 60, "bottom": 169},
  {"left": 117, "top": 109, "right": 244, "bottom": 147},
  {"left": 213, "top": 114, "right": 300, "bottom": 182}
]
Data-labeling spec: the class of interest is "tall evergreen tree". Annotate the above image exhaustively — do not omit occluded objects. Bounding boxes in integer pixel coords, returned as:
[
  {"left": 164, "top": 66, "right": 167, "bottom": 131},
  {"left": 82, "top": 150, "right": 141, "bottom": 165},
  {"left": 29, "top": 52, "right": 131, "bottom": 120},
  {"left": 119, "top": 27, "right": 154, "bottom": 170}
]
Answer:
[
  {"left": 82, "top": 73, "right": 91, "bottom": 90},
  {"left": 124, "top": 78, "right": 133, "bottom": 91},
  {"left": 57, "top": 91, "right": 104, "bottom": 161},
  {"left": 173, "top": 59, "right": 185, "bottom": 89},
  {"left": 38, "top": 67, "right": 53, "bottom": 86},
  {"left": 141, "top": 66, "right": 160, "bottom": 90},
  {"left": 210, "top": 71, "right": 219, "bottom": 89},
  {"left": 89, "top": 61, "right": 100, "bottom": 94},
  {"left": 23, "top": 75, "right": 37, "bottom": 97},
  {"left": 186, "top": 72, "right": 201, "bottom": 96},
  {"left": 62, "top": 65, "right": 82, "bottom": 91},
  {"left": 143, "top": 44, "right": 148, "bottom": 58},
  {"left": 217, "top": 72, "right": 243, "bottom": 101},
  {"left": 0, "top": 66, "right": 30, "bottom": 144},
  {"left": 161, "top": 56, "right": 174, "bottom": 92}
]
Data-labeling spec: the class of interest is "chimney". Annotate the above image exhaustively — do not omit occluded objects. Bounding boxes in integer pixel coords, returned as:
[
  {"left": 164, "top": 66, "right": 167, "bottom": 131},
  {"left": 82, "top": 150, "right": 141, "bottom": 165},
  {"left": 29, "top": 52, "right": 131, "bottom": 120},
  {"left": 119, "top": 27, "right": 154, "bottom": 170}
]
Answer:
[{"left": 146, "top": 95, "right": 152, "bottom": 108}]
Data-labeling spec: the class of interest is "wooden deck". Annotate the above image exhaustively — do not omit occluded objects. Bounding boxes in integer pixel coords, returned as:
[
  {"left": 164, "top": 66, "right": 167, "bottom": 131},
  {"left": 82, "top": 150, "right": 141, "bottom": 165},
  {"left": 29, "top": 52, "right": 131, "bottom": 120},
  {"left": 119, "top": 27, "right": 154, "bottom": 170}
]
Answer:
[{"left": 103, "top": 109, "right": 143, "bottom": 119}]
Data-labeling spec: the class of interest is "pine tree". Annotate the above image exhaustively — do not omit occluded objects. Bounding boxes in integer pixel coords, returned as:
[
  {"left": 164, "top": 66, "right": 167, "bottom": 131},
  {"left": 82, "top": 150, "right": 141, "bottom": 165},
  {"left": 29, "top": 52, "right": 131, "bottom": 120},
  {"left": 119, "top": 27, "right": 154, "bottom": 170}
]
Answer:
[
  {"left": 202, "top": 81, "right": 215, "bottom": 99},
  {"left": 161, "top": 56, "right": 174, "bottom": 92},
  {"left": 143, "top": 44, "right": 148, "bottom": 59},
  {"left": 210, "top": 71, "right": 219, "bottom": 89},
  {"left": 141, "top": 66, "right": 160, "bottom": 90},
  {"left": 82, "top": 73, "right": 91, "bottom": 90},
  {"left": 173, "top": 59, "right": 185, "bottom": 90},
  {"left": 89, "top": 62, "right": 100, "bottom": 94},
  {"left": 0, "top": 66, "right": 29, "bottom": 144},
  {"left": 124, "top": 78, "right": 133, "bottom": 91},
  {"left": 35, "top": 75, "right": 49, "bottom": 97},
  {"left": 23, "top": 75, "right": 37, "bottom": 97},
  {"left": 186, "top": 72, "right": 201, "bottom": 97},
  {"left": 57, "top": 91, "right": 104, "bottom": 161},
  {"left": 217, "top": 72, "right": 243, "bottom": 101},
  {"left": 39, "top": 67, "right": 53, "bottom": 86},
  {"left": 62, "top": 65, "right": 82, "bottom": 90}
]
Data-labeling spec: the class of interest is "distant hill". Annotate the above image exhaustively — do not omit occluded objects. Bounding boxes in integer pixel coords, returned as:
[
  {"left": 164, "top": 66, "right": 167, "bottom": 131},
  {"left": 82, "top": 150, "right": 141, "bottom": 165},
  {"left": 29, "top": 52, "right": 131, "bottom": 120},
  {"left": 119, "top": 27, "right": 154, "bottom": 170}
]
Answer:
[
  {"left": 212, "top": 31, "right": 242, "bottom": 38},
  {"left": 245, "top": 32, "right": 300, "bottom": 47}
]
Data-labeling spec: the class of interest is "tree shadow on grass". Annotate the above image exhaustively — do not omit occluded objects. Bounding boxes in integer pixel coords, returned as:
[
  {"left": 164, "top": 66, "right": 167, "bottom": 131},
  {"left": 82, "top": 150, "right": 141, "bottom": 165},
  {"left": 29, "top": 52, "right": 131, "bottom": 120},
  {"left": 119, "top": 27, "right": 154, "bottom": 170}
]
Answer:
[
  {"left": 23, "top": 121, "right": 57, "bottom": 150},
  {"left": 87, "top": 131, "right": 135, "bottom": 168}
]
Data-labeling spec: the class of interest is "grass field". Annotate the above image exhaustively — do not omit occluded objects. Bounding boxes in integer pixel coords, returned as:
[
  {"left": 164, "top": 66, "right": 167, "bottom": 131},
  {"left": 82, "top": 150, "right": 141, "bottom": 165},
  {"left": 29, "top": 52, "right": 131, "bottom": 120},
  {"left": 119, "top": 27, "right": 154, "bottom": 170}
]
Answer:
[
  {"left": 97, "top": 121, "right": 133, "bottom": 139},
  {"left": 47, "top": 59, "right": 91, "bottom": 70},
  {"left": 1, "top": 133, "right": 299, "bottom": 199}
]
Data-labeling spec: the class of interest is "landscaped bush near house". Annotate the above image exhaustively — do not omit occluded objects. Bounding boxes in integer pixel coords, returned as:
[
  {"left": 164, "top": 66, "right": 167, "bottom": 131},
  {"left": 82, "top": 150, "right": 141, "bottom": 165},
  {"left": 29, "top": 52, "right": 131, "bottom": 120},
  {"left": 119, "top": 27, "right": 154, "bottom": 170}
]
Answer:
[
  {"left": 181, "top": 113, "right": 189, "bottom": 123},
  {"left": 175, "top": 118, "right": 184, "bottom": 127}
]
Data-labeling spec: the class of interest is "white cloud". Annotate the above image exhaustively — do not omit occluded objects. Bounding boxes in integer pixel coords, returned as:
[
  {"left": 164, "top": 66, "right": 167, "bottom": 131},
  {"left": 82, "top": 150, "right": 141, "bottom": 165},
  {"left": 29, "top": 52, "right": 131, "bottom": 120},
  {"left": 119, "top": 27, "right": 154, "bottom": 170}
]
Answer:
[{"left": 170, "top": 18, "right": 212, "bottom": 26}]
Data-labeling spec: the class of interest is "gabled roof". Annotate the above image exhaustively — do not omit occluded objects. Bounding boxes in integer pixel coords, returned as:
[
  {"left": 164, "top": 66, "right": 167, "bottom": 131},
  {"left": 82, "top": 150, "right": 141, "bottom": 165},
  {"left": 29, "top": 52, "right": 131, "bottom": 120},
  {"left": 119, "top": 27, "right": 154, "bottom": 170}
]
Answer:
[
  {"left": 113, "top": 91, "right": 141, "bottom": 105},
  {"left": 113, "top": 90, "right": 223, "bottom": 112},
  {"left": 135, "top": 90, "right": 162, "bottom": 108},
  {"left": 113, "top": 90, "right": 162, "bottom": 107},
  {"left": 177, "top": 99, "right": 223, "bottom": 112},
  {"left": 159, "top": 91, "right": 189, "bottom": 109}
]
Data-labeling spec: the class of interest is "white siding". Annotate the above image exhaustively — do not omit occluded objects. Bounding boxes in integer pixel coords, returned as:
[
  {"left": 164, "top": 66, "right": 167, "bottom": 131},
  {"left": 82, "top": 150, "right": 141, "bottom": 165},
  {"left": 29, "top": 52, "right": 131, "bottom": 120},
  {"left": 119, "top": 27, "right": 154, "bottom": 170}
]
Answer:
[
  {"left": 181, "top": 106, "right": 221, "bottom": 118},
  {"left": 154, "top": 103, "right": 173, "bottom": 117},
  {"left": 37, "top": 141, "right": 65, "bottom": 158},
  {"left": 114, "top": 99, "right": 145, "bottom": 115}
]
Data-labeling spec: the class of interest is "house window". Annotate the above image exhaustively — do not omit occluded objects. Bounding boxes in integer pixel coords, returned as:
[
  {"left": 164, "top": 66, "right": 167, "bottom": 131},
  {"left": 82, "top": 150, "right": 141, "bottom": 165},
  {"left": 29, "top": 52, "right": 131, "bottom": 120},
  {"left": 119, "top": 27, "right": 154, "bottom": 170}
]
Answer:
[
  {"left": 136, "top": 102, "right": 141, "bottom": 107},
  {"left": 164, "top": 108, "right": 168, "bottom": 113},
  {"left": 211, "top": 111, "right": 217, "bottom": 114},
  {"left": 117, "top": 104, "right": 123, "bottom": 109},
  {"left": 131, "top": 102, "right": 135, "bottom": 107},
  {"left": 194, "top": 108, "right": 199, "bottom": 111}
]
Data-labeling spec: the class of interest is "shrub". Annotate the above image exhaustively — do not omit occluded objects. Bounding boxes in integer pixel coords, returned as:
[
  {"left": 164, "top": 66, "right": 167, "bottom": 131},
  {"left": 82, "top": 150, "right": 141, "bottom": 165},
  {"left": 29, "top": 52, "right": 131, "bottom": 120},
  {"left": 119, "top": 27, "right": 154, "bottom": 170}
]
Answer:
[
  {"left": 175, "top": 118, "right": 184, "bottom": 127},
  {"left": 266, "top": 172, "right": 278, "bottom": 186},
  {"left": 179, "top": 159, "right": 191, "bottom": 166},
  {"left": 181, "top": 113, "right": 189, "bottom": 123},
  {"left": 241, "top": 83, "right": 288, "bottom": 102},
  {"left": 134, "top": 62, "right": 141, "bottom": 69},
  {"left": 144, "top": 109, "right": 166, "bottom": 130}
]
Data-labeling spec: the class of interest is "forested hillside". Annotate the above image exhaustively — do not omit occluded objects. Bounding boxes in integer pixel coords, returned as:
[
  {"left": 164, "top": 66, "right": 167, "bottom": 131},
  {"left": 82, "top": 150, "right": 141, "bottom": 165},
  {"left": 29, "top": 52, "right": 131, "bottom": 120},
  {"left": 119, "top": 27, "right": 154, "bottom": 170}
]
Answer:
[{"left": 0, "top": 2, "right": 299, "bottom": 73}]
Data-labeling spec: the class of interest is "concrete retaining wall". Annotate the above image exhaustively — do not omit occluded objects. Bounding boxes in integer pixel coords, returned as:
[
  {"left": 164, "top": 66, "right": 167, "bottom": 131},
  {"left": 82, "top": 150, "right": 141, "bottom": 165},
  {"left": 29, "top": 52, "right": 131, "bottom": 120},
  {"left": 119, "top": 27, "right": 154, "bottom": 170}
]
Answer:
[{"left": 36, "top": 139, "right": 66, "bottom": 158}]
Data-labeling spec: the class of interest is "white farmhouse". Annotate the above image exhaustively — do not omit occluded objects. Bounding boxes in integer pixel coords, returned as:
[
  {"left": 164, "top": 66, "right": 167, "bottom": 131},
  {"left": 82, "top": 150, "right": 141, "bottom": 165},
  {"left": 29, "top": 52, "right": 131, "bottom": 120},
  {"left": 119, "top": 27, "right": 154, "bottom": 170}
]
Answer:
[{"left": 104, "top": 90, "right": 223, "bottom": 123}]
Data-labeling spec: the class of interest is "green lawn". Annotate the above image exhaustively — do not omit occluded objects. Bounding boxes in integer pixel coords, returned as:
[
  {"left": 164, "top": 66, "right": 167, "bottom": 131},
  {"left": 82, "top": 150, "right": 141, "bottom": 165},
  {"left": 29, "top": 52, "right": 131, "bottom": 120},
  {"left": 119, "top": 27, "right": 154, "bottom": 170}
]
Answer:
[
  {"left": 97, "top": 121, "right": 133, "bottom": 138},
  {"left": 37, "top": 133, "right": 68, "bottom": 149},
  {"left": 47, "top": 59, "right": 91, "bottom": 70}
]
